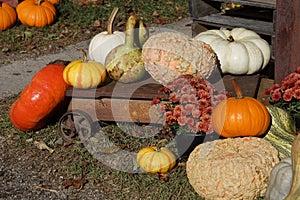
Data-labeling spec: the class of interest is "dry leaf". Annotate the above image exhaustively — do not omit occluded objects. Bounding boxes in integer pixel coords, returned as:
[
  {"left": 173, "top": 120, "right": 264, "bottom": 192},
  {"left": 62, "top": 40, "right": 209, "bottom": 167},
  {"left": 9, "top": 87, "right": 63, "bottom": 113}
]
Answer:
[
  {"left": 157, "top": 173, "right": 169, "bottom": 182},
  {"left": 34, "top": 141, "right": 54, "bottom": 153},
  {"left": 93, "top": 20, "right": 101, "bottom": 27},
  {"left": 156, "top": 18, "right": 166, "bottom": 25},
  {"left": 152, "top": 11, "right": 159, "bottom": 17}
]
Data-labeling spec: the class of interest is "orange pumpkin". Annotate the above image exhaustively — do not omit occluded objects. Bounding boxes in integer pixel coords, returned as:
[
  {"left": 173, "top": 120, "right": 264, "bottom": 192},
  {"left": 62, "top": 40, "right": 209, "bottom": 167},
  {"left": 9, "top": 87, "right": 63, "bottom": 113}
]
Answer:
[
  {"left": 212, "top": 79, "right": 270, "bottom": 138},
  {"left": 0, "top": 2, "right": 17, "bottom": 30},
  {"left": 10, "top": 63, "right": 68, "bottom": 131},
  {"left": 16, "top": 0, "right": 56, "bottom": 28}
]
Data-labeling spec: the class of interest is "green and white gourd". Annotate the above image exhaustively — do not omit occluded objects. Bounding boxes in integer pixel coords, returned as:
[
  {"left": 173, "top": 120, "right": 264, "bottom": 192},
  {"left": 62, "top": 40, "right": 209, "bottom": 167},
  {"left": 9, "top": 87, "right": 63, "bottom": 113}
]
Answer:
[{"left": 263, "top": 106, "right": 297, "bottom": 159}]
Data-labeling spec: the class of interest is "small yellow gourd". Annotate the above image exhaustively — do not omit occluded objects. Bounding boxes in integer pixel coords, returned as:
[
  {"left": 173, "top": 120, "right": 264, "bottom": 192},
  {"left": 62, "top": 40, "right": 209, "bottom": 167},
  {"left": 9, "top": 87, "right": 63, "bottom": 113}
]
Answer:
[{"left": 63, "top": 48, "right": 107, "bottom": 89}]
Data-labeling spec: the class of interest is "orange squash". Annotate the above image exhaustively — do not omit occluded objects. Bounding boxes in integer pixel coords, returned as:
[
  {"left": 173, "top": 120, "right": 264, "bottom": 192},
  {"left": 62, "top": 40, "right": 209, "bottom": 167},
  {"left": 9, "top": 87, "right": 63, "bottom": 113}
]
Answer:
[
  {"left": 10, "top": 63, "right": 68, "bottom": 131},
  {"left": 212, "top": 79, "right": 270, "bottom": 138},
  {"left": 16, "top": 0, "right": 56, "bottom": 28},
  {"left": 0, "top": 2, "right": 17, "bottom": 30}
]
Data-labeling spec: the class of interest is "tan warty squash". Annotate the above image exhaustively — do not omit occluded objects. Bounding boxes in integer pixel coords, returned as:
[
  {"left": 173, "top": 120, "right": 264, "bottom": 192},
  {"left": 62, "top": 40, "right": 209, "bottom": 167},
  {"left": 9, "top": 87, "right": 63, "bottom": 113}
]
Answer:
[{"left": 142, "top": 31, "right": 219, "bottom": 85}]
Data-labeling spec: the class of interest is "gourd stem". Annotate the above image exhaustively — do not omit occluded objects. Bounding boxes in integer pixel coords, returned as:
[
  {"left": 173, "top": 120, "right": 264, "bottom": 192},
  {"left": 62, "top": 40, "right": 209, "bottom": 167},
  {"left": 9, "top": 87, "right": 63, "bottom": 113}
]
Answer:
[
  {"left": 157, "top": 139, "right": 168, "bottom": 150},
  {"left": 107, "top": 7, "right": 119, "bottom": 35},
  {"left": 227, "top": 35, "right": 234, "bottom": 42},
  {"left": 124, "top": 14, "right": 137, "bottom": 49},
  {"left": 231, "top": 78, "right": 243, "bottom": 98},
  {"left": 75, "top": 47, "right": 87, "bottom": 62}
]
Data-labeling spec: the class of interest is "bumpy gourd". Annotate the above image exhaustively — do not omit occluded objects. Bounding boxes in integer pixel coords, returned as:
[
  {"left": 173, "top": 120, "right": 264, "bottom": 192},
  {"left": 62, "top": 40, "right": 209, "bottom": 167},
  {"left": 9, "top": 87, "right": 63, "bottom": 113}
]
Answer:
[
  {"left": 142, "top": 31, "right": 219, "bottom": 85},
  {"left": 263, "top": 106, "right": 297, "bottom": 159},
  {"left": 194, "top": 28, "right": 271, "bottom": 75},
  {"left": 186, "top": 137, "right": 279, "bottom": 200},
  {"left": 105, "top": 14, "right": 146, "bottom": 83},
  {"left": 0, "top": 2, "right": 17, "bottom": 30}
]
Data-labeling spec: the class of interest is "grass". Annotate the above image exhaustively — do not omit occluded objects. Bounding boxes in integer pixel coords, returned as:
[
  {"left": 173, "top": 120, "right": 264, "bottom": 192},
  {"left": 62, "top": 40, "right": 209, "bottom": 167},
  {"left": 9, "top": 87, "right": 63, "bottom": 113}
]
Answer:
[
  {"left": 0, "top": 0, "right": 189, "bottom": 63},
  {"left": 0, "top": 95, "right": 205, "bottom": 199},
  {"left": 0, "top": 2, "right": 206, "bottom": 198}
]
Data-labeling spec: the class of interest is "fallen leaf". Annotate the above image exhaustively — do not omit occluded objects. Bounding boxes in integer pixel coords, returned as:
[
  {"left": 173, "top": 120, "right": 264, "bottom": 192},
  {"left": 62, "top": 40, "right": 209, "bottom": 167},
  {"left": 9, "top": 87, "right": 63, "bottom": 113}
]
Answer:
[
  {"left": 93, "top": 20, "right": 101, "bottom": 27},
  {"left": 157, "top": 173, "right": 169, "bottom": 182},
  {"left": 166, "top": 1, "right": 173, "bottom": 5},
  {"left": 152, "top": 11, "right": 159, "bottom": 17},
  {"left": 34, "top": 141, "right": 54, "bottom": 153},
  {"left": 156, "top": 18, "right": 166, "bottom": 25}
]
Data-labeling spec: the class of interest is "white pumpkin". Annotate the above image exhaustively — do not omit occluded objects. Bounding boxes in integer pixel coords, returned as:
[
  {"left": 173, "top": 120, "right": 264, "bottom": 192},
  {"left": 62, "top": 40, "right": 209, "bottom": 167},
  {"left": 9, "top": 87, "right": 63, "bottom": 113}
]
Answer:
[
  {"left": 194, "top": 28, "right": 271, "bottom": 75},
  {"left": 88, "top": 7, "right": 125, "bottom": 65}
]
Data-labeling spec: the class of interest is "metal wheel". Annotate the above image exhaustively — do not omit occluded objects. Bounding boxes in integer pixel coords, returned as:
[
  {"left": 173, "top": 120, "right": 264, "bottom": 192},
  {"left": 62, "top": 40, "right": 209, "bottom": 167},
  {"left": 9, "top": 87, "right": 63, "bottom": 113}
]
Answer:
[{"left": 58, "top": 110, "right": 94, "bottom": 142}]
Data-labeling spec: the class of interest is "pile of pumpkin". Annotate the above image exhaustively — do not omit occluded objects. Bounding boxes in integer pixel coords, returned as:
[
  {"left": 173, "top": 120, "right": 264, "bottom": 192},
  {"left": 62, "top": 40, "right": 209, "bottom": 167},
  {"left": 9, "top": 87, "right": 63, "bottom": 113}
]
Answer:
[
  {"left": 0, "top": 0, "right": 59, "bottom": 30},
  {"left": 8, "top": 7, "right": 299, "bottom": 200}
]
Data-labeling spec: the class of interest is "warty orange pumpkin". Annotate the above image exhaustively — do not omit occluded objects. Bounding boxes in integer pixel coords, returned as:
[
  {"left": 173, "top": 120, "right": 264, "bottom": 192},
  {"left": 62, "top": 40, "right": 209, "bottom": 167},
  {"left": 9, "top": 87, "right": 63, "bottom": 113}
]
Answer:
[
  {"left": 16, "top": 0, "right": 56, "bottom": 28},
  {"left": 0, "top": 2, "right": 17, "bottom": 30},
  {"left": 10, "top": 63, "right": 68, "bottom": 131},
  {"left": 212, "top": 79, "right": 270, "bottom": 138}
]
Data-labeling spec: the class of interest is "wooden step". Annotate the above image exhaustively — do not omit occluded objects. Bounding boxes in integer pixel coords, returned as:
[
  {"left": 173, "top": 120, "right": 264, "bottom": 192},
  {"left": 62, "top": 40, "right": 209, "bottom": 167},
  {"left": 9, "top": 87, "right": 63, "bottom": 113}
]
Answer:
[{"left": 193, "top": 13, "right": 275, "bottom": 36}]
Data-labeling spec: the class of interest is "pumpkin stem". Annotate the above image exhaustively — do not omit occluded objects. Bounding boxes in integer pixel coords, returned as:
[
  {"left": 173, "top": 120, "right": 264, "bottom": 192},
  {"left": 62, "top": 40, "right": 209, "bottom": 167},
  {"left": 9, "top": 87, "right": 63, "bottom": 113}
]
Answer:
[
  {"left": 231, "top": 78, "right": 243, "bottom": 98},
  {"left": 107, "top": 7, "right": 119, "bottom": 35},
  {"left": 75, "top": 47, "right": 88, "bottom": 62},
  {"left": 227, "top": 35, "right": 234, "bottom": 42},
  {"left": 36, "top": 0, "right": 43, "bottom": 6},
  {"left": 157, "top": 139, "right": 168, "bottom": 150}
]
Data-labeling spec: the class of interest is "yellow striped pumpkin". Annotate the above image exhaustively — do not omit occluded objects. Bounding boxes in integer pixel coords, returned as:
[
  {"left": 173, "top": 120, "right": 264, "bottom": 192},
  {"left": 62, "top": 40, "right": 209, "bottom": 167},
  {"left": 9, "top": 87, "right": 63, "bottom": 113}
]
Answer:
[
  {"left": 137, "top": 146, "right": 176, "bottom": 174},
  {"left": 63, "top": 49, "right": 107, "bottom": 89}
]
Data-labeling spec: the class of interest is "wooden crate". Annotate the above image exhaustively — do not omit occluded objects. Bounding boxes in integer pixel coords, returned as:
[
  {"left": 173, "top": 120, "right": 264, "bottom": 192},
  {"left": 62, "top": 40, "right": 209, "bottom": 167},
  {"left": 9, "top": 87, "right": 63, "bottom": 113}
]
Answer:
[
  {"left": 188, "top": 0, "right": 300, "bottom": 83},
  {"left": 65, "top": 75, "right": 261, "bottom": 124}
]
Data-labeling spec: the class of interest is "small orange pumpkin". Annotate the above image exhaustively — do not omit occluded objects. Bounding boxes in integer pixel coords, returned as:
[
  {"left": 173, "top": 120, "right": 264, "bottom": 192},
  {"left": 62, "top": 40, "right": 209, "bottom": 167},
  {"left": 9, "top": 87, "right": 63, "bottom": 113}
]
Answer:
[
  {"left": 16, "top": 0, "right": 56, "bottom": 28},
  {"left": 0, "top": 2, "right": 17, "bottom": 30},
  {"left": 212, "top": 79, "right": 270, "bottom": 138}
]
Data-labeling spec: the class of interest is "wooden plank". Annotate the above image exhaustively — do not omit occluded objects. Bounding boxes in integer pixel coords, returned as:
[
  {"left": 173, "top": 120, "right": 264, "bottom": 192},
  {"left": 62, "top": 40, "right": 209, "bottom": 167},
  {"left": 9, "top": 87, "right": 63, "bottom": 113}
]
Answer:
[
  {"left": 274, "top": 0, "right": 300, "bottom": 83},
  {"left": 68, "top": 98, "right": 163, "bottom": 124},
  {"left": 193, "top": 13, "right": 275, "bottom": 36},
  {"left": 209, "top": 0, "right": 276, "bottom": 8},
  {"left": 66, "top": 77, "right": 162, "bottom": 100}
]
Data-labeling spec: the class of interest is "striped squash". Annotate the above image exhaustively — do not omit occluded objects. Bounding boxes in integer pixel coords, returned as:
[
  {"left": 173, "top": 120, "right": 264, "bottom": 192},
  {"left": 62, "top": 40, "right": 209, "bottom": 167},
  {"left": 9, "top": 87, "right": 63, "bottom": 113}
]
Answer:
[
  {"left": 136, "top": 146, "right": 176, "bottom": 174},
  {"left": 263, "top": 106, "right": 297, "bottom": 159}
]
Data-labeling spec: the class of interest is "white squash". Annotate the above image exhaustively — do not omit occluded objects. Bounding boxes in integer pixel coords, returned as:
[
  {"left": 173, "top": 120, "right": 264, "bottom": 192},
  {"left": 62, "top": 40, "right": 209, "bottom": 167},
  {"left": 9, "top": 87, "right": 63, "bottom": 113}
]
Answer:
[
  {"left": 265, "top": 157, "right": 292, "bottom": 200},
  {"left": 194, "top": 28, "right": 271, "bottom": 75},
  {"left": 88, "top": 7, "right": 125, "bottom": 65}
]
